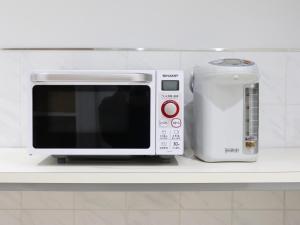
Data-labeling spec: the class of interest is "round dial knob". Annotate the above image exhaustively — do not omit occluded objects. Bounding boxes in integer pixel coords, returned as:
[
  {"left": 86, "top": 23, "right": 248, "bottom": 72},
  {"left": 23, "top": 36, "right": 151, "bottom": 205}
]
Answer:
[{"left": 161, "top": 100, "right": 179, "bottom": 118}]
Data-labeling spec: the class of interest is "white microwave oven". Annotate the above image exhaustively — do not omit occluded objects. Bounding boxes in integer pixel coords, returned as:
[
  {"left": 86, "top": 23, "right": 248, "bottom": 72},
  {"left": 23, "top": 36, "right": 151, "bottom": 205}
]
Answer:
[{"left": 28, "top": 70, "right": 184, "bottom": 159}]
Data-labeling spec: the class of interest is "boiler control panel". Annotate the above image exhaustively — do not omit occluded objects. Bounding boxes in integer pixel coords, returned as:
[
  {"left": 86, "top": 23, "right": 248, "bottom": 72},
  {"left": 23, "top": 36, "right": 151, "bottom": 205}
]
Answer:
[{"left": 156, "top": 70, "right": 184, "bottom": 155}]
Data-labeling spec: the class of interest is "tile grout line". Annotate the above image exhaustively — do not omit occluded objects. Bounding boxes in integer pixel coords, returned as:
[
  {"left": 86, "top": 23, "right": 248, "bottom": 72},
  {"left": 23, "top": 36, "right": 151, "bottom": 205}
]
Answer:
[
  {"left": 231, "top": 191, "right": 234, "bottom": 225},
  {"left": 284, "top": 53, "right": 288, "bottom": 148},
  {"left": 18, "top": 53, "right": 22, "bottom": 147},
  {"left": 125, "top": 191, "right": 128, "bottom": 210},
  {"left": 178, "top": 52, "right": 182, "bottom": 71},
  {"left": 9, "top": 208, "right": 290, "bottom": 211},
  {"left": 20, "top": 191, "right": 23, "bottom": 225},
  {"left": 179, "top": 191, "right": 182, "bottom": 225},
  {"left": 40, "top": 207, "right": 300, "bottom": 210},
  {"left": 125, "top": 191, "right": 129, "bottom": 225},
  {"left": 73, "top": 192, "right": 75, "bottom": 225},
  {"left": 283, "top": 190, "right": 287, "bottom": 225},
  {"left": 125, "top": 51, "right": 129, "bottom": 70}
]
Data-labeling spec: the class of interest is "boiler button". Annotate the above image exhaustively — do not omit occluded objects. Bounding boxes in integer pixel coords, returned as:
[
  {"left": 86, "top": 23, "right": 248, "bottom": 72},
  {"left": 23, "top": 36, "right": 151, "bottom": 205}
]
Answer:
[
  {"left": 159, "top": 119, "right": 168, "bottom": 127},
  {"left": 171, "top": 118, "right": 181, "bottom": 128}
]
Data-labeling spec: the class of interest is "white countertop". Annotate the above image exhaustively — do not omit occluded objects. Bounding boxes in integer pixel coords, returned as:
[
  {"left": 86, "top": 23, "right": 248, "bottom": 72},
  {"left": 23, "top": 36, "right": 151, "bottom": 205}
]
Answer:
[{"left": 0, "top": 148, "right": 300, "bottom": 184}]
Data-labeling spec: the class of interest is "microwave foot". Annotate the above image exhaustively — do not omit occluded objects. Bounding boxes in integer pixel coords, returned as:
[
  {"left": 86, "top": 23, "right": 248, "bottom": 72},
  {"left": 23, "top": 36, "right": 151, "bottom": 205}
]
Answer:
[
  {"left": 159, "top": 155, "right": 174, "bottom": 160},
  {"left": 56, "top": 157, "right": 67, "bottom": 164}
]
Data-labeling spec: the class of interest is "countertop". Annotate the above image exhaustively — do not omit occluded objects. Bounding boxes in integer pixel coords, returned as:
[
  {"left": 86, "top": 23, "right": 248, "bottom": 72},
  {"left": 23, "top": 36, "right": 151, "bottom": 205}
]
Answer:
[{"left": 0, "top": 148, "right": 299, "bottom": 184}]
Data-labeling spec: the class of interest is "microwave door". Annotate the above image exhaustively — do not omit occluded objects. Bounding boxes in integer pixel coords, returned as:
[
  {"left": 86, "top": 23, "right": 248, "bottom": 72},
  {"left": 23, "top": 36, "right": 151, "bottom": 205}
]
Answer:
[
  {"left": 75, "top": 87, "right": 118, "bottom": 148},
  {"left": 75, "top": 88, "right": 99, "bottom": 148},
  {"left": 32, "top": 85, "right": 151, "bottom": 149},
  {"left": 96, "top": 86, "right": 151, "bottom": 149}
]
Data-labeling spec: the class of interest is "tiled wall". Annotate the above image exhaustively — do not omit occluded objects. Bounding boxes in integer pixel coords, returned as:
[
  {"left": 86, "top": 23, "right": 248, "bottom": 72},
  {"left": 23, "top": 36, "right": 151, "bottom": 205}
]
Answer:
[
  {"left": 0, "top": 50, "right": 300, "bottom": 148},
  {"left": 1, "top": 50, "right": 300, "bottom": 225},
  {"left": 0, "top": 191, "right": 299, "bottom": 225}
]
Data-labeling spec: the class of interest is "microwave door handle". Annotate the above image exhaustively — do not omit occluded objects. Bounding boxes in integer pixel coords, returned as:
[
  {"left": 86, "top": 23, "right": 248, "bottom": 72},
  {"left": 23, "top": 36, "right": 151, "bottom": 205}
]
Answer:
[{"left": 31, "top": 73, "right": 152, "bottom": 83}]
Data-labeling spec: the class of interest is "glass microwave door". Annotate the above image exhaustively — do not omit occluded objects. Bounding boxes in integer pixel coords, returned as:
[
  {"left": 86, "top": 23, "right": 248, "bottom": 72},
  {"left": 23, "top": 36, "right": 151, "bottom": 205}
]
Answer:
[{"left": 32, "top": 85, "right": 151, "bottom": 149}]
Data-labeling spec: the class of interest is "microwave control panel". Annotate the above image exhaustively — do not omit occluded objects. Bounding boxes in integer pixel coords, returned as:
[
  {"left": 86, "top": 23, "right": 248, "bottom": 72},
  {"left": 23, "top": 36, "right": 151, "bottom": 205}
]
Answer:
[{"left": 156, "top": 70, "right": 184, "bottom": 155}]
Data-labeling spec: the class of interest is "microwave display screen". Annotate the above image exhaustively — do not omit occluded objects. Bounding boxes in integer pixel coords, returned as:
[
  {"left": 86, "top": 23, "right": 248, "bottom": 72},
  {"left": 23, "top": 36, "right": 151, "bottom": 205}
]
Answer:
[
  {"left": 162, "top": 80, "right": 179, "bottom": 91},
  {"left": 32, "top": 85, "right": 151, "bottom": 149}
]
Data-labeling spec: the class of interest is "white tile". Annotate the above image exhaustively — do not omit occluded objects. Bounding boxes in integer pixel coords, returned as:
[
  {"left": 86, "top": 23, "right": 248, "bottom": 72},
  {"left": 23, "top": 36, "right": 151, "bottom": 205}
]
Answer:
[
  {"left": 21, "top": 51, "right": 73, "bottom": 70},
  {"left": 0, "top": 210, "right": 20, "bottom": 225},
  {"left": 69, "top": 51, "right": 127, "bottom": 70},
  {"left": 233, "top": 210, "right": 283, "bottom": 225},
  {"left": 74, "top": 192, "right": 126, "bottom": 209},
  {"left": 259, "top": 105, "right": 285, "bottom": 147},
  {"left": 180, "top": 191, "right": 232, "bottom": 209},
  {"left": 127, "top": 210, "right": 179, "bottom": 225},
  {"left": 286, "top": 211, "right": 300, "bottom": 225},
  {"left": 21, "top": 51, "right": 127, "bottom": 70},
  {"left": 286, "top": 106, "right": 300, "bottom": 146},
  {"left": 21, "top": 210, "right": 73, "bottom": 225},
  {"left": 286, "top": 53, "right": 300, "bottom": 104},
  {"left": 126, "top": 192, "right": 180, "bottom": 209},
  {"left": 180, "top": 210, "right": 231, "bottom": 225},
  {"left": 75, "top": 210, "right": 126, "bottom": 225},
  {"left": 0, "top": 192, "right": 21, "bottom": 209},
  {"left": 285, "top": 191, "right": 300, "bottom": 209},
  {"left": 127, "top": 51, "right": 180, "bottom": 70},
  {"left": 22, "top": 192, "right": 73, "bottom": 209},
  {"left": 233, "top": 191, "right": 284, "bottom": 209},
  {"left": 232, "top": 52, "right": 287, "bottom": 105},
  {"left": 0, "top": 52, "right": 21, "bottom": 147}
]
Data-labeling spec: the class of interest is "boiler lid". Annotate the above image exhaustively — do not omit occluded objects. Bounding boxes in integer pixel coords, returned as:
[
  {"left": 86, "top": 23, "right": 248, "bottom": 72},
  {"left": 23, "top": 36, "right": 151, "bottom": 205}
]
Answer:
[
  {"left": 193, "top": 58, "right": 259, "bottom": 85},
  {"left": 209, "top": 58, "right": 255, "bottom": 67}
]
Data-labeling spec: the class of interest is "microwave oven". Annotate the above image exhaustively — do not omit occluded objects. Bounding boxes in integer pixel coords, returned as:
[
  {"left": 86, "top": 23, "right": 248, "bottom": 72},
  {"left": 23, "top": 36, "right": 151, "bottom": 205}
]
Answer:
[{"left": 28, "top": 70, "right": 184, "bottom": 159}]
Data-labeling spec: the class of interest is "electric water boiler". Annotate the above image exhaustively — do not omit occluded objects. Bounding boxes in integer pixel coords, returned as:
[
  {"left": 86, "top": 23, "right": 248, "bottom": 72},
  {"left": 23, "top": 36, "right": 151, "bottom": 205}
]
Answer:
[{"left": 191, "top": 59, "right": 259, "bottom": 162}]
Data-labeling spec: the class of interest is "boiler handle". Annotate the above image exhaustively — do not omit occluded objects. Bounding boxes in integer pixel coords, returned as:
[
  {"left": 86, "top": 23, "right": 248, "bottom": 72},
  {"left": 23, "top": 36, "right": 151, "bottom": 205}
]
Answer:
[{"left": 189, "top": 73, "right": 194, "bottom": 93}]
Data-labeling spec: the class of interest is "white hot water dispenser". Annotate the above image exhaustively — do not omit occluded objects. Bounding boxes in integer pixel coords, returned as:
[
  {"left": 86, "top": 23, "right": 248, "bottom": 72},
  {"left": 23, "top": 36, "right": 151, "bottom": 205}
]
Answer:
[{"left": 191, "top": 59, "right": 259, "bottom": 162}]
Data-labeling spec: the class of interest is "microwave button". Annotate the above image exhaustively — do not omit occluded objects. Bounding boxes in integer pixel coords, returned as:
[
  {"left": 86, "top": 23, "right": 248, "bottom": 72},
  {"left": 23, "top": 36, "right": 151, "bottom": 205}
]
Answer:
[
  {"left": 171, "top": 141, "right": 181, "bottom": 149},
  {"left": 161, "top": 100, "right": 179, "bottom": 118},
  {"left": 171, "top": 133, "right": 180, "bottom": 140},
  {"left": 171, "top": 118, "right": 181, "bottom": 128},
  {"left": 159, "top": 130, "right": 169, "bottom": 140},
  {"left": 160, "top": 141, "right": 169, "bottom": 147},
  {"left": 172, "top": 130, "right": 180, "bottom": 135},
  {"left": 159, "top": 119, "right": 168, "bottom": 127}
]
